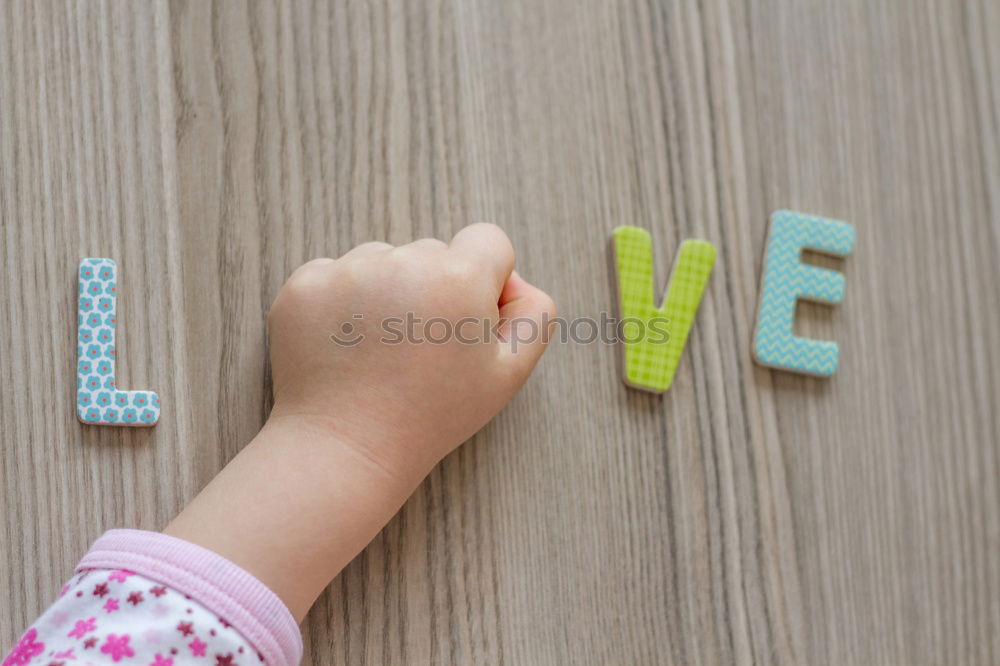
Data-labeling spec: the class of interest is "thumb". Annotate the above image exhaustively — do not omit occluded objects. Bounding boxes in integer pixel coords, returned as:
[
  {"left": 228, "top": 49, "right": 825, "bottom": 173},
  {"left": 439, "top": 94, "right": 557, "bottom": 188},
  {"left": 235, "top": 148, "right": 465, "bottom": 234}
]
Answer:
[{"left": 497, "top": 270, "right": 557, "bottom": 379}]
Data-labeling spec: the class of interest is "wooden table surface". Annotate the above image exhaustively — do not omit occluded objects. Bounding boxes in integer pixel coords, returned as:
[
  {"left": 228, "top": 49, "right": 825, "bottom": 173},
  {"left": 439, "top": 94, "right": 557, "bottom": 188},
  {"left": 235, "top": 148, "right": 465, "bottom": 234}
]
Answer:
[{"left": 2, "top": 1, "right": 999, "bottom": 664}]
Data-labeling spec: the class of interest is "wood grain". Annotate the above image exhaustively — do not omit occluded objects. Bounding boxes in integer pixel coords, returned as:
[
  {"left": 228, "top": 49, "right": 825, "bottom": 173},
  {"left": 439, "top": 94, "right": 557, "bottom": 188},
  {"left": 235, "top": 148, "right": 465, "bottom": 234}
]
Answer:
[{"left": 1, "top": 0, "right": 999, "bottom": 663}]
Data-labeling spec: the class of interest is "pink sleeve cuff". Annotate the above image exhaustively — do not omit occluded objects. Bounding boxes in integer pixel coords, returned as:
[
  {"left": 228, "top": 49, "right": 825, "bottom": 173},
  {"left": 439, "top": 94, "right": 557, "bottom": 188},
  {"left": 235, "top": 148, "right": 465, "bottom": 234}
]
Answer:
[{"left": 77, "top": 529, "right": 302, "bottom": 666}]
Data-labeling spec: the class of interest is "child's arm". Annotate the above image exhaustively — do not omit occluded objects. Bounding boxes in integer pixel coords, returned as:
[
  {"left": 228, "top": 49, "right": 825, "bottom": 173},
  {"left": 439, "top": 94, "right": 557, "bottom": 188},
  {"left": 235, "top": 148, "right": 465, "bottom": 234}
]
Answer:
[
  {"left": 163, "top": 223, "right": 554, "bottom": 619},
  {"left": 4, "top": 224, "right": 555, "bottom": 665}
]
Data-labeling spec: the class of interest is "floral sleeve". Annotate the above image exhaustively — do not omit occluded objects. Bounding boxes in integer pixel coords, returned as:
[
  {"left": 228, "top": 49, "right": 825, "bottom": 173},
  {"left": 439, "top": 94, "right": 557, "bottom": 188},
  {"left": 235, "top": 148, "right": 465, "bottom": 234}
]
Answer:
[{"left": 2, "top": 531, "right": 301, "bottom": 666}]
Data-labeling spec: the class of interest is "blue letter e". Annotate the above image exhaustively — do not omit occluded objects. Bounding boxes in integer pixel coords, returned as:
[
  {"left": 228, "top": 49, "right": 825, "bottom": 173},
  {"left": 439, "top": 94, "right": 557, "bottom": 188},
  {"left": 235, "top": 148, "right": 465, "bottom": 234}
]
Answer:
[{"left": 752, "top": 210, "right": 855, "bottom": 376}]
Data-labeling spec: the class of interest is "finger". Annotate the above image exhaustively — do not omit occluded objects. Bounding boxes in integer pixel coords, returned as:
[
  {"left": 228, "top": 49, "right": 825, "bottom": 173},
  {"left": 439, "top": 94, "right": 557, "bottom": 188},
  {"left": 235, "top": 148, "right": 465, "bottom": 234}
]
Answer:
[
  {"left": 342, "top": 241, "right": 393, "bottom": 259},
  {"left": 497, "top": 271, "right": 557, "bottom": 380},
  {"left": 448, "top": 223, "right": 515, "bottom": 294}
]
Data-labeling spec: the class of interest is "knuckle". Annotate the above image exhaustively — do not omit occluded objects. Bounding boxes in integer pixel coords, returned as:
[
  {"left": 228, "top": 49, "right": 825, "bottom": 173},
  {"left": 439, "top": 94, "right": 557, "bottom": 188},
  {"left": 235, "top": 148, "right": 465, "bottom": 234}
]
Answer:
[
  {"left": 338, "top": 256, "right": 376, "bottom": 287},
  {"left": 470, "top": 221, "right": 504, "bottom": 236},
  {"left": 291, "top": 257, "right": 335, "bottom": 278},
  {"left": 413, "top": 237, "right": 448, "bottom": 250},
  {"left": 540, "top": 291, "right": 557, "bottom": 317},
  {"left": 353, "top": 241, "right": 392, "bottom": 254},
  {"left": 477, "top": 222, "right": 511, "bottom": 246},
  {"left": 443, "top": 257, "right": 476, "bottom": 283},
  {"left": 281, "top": 261, "right": 335, "bottom": 302}
]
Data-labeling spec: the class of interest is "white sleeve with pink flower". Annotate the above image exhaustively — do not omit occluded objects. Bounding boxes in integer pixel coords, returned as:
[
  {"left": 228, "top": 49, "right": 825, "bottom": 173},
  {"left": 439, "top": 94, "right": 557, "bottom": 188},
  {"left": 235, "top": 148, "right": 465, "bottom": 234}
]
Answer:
[
  {"left": 2, "top": 531, "right": 302, "bottom": 666},
  {"left": 5, "top": 569, "right": 255, "bottom": 666}
]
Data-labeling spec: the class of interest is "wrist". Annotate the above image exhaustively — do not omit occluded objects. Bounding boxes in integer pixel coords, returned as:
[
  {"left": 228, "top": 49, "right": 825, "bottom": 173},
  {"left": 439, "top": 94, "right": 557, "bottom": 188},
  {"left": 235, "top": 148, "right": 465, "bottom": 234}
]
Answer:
[
  {"left": 164, "top": 414, "right": 423, "bottom": 621},
  {"left": 264, "top": 408, "right": 431, "bottom": 486},
  {"left": 266, "top": 392, "right": 468, "bottom": 480}
]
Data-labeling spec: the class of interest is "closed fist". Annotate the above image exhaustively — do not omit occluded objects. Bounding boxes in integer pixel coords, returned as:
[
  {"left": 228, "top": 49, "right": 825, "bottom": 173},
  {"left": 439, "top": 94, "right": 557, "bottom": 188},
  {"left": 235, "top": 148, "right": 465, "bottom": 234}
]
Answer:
[{"left": 266, "top": 223, "right": 556, "bottom": 480}]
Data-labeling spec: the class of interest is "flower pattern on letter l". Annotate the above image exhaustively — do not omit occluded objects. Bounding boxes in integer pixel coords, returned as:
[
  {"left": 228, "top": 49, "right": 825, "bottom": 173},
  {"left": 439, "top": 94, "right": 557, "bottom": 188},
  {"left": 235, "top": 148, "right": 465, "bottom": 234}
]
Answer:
[{"left": 75, "top": 258, "right": 160, "bottom": 426}]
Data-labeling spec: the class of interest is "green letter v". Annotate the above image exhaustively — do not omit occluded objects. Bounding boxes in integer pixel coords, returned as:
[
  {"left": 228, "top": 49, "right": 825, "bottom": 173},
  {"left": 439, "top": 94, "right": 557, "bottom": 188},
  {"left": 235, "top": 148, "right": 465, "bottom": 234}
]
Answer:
[{"left": 612, "top": 227, "right": 716, "bottom": 393}]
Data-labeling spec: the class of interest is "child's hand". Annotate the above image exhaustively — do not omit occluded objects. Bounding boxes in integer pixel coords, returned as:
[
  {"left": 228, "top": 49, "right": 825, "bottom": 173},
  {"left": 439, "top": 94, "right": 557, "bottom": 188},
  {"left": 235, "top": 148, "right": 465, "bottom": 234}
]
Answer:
[
  {"left": 165, "top": 224, "right": 554, "bottom": 620},
  {"left": 267, "top": 223, "right": 555, "bottom": 481}
]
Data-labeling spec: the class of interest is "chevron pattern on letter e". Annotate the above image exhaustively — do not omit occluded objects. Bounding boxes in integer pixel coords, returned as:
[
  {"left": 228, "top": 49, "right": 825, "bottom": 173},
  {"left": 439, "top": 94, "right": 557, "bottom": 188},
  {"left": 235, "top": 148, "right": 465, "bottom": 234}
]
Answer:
[
  {"left": 613, "top": 227, "right": 716, "bottom": 393},
  {"left": 752, "top": 210, "right": 855, "bottom": 376}
]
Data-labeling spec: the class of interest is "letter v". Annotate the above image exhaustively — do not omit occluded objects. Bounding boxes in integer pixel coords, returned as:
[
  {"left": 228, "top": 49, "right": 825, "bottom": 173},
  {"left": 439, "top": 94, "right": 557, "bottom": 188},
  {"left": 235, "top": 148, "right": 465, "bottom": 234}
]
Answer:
[{"left": 612, "top": 227, "right": 716, "bottom": 393}]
